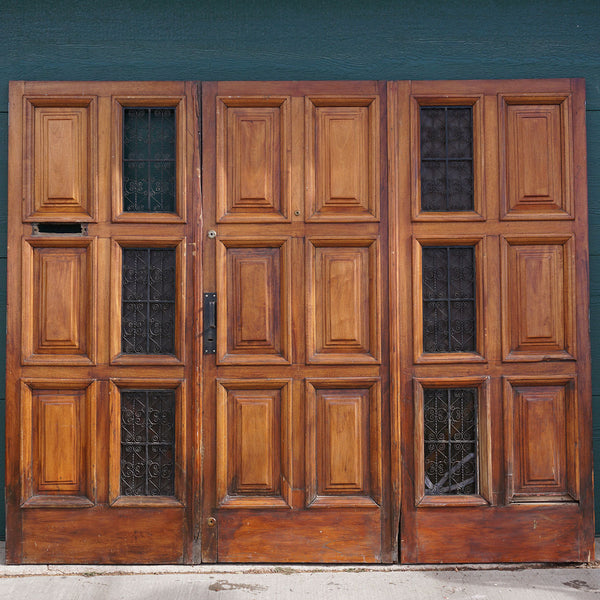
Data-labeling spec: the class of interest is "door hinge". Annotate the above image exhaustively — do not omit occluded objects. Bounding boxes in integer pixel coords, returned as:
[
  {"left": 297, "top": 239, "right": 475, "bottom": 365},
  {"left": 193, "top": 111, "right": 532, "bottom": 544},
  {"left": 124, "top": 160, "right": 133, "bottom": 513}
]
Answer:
[{"left": 203, "top": 293, "right": 217, "bottom": 354}]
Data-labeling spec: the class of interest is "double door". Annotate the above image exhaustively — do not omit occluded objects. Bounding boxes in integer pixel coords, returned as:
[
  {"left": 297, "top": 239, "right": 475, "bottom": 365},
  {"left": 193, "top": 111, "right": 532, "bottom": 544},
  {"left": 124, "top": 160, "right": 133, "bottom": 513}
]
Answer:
[{"left": 6, "top": 79, "right": 593, "bottom": 564}]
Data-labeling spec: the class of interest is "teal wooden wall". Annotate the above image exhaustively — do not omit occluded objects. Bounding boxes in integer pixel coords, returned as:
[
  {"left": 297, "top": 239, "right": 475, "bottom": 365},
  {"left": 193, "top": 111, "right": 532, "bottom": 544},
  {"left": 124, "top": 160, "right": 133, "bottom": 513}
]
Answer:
[{"left": 1, "top": 0, "right": 599, "bottom": 540}]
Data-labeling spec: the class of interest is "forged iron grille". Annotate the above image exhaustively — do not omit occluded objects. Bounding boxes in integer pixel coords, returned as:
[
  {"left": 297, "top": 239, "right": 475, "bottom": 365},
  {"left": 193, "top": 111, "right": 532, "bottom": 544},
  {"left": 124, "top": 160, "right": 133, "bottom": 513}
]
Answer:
[
  {"left": 423, "top": 387, "right": 478, "bottom": 495},
  {"left": 120, "top": 389, "right": 176, "bottom": 496}
]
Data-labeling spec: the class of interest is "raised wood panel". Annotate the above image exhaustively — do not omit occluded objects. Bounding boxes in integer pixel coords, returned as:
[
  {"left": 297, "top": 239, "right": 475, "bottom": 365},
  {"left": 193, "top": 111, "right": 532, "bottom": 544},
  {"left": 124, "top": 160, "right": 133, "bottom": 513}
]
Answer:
[
  {"left": 24, "top": 98, "right": 96, "bottom": 220},
  {"left": 501, "top": 96, "right": 572, "bottom": 219},
  {"left": 37, "top": 394, "right": 81, "bottom": 492},
  {"left": 217, "top": 97, "right": 290, "bottom": 222},
  {"left": 20, "top": 380, "right": 96, "bottom": 507},
  {"left": 502, "top": 237, "right": 575, "bottom": 361},
  {"left": 306, "top": 379, "right": 381, "bottom": 508},
  {"left": 217, "top": 380, "right": 291, "bottom": 508},
  {"left": 306, "top": 97, "right": 379, "bottom": 221},
  {"left": 22, "top": 238, "right": 95, "bottom": 365},
  {"left": 307, "top": 238, "right": 380, "bottom": 363},
  {"left": 217, "top": 239, "right": 291, "bottom": 364},
  {"left": 504, "top": 378, "right": 578, "bottom": 502}
]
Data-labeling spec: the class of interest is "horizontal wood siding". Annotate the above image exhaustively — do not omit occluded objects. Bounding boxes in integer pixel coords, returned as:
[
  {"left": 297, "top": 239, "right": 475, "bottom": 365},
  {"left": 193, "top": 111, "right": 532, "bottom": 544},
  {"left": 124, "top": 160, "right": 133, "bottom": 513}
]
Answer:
[{"left": 1, "top": 0, "right": 599, "bottom": 538}]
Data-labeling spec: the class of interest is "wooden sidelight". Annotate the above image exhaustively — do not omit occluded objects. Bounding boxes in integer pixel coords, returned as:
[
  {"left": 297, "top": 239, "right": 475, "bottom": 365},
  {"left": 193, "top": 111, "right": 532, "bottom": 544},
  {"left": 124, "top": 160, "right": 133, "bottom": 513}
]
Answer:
[{"left": 5, "top": 79, "right": 593, "bottom": 564}]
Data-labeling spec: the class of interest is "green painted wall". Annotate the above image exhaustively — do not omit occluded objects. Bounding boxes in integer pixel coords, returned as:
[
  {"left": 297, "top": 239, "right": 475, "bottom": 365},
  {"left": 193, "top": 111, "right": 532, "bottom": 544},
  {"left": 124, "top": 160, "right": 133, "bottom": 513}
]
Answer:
[{"left": 1, "top": 0, "right": 599, "bottom": 540}]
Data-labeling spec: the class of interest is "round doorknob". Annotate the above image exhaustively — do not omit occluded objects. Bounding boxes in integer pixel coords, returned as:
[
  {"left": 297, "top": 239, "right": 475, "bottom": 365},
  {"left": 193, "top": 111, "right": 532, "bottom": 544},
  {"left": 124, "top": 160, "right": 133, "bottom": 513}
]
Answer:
[{"left": 207, "top": 230, "right": 217, "bottom": 239}]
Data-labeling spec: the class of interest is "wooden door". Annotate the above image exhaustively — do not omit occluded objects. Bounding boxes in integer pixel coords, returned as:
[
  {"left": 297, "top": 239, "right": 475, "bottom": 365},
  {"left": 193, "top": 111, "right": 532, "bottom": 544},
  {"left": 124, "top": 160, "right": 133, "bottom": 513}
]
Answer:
[
  {"left": 6, "top": 81, "right": 197, "bottom": 563},
  {"left": 199, "top": 81, "right": 393, "bottom": 562},
  {"left": 6, "top": 78, "right": 593, "bottom": 565},
  {"left": 389, "top": 79, "right": 594, "bottom": 563}
]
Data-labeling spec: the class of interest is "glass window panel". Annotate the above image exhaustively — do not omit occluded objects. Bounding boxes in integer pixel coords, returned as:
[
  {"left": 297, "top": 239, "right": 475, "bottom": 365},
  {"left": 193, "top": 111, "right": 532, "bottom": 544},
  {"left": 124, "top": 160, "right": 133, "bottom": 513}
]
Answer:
[
  {"left": 120, "top": 389, "right": 176, "bottom": 496},
  {"left": 420, "top": 106, "right": 473, "bottom": 211},
  {"left": 422, "top": 246, "right": 476, "bottom": 353},
  {"left": 122, "top": 248, "right": 176, "bottom": 355},
  {"left": 123, "top": 107, "right": 176, "bottom": 212},
  {"left": 424, "top": 387, "right": 478, "bottom": 495}
]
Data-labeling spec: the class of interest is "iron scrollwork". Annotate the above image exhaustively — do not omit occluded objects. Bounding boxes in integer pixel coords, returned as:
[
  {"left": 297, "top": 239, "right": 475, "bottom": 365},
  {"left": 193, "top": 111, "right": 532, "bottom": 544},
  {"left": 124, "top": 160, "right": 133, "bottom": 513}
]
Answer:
[
  {"left": 422, "top": 245, "right": 476, "bottom": 353},
  {"left": 420, "top": 106, "right": 473, "bottom": 212},
  {"left": 122, "top": 248, "right": 176, "bottom": 355},
  {"left": 120, "top": 389, "right": 176, "bottom": 496},
  {"left": 423, "top": 387, "right": 478, "bottom": 495},
  {"left": 123, "top": 107, "right": 176, "bottom": 212}
]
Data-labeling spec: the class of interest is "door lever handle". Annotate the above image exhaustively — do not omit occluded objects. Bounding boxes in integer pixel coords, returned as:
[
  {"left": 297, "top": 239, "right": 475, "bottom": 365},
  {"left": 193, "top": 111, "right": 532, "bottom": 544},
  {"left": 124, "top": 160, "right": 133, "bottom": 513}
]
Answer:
[{"left": 203, "top": 293, "right": 217, "bottom": 354}]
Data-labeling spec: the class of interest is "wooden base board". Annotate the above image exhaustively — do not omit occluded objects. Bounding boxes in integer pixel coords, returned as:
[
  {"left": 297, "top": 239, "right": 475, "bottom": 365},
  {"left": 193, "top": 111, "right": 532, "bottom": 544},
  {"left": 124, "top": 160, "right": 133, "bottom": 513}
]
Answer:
[
  {"left": 18, "top": 506, "right": 185, "bottom": 564},
  {"left": 217, "top": 508, "right": 383, "bottom": 563},
  {"left": 403, "top": 504, "right": 592, "bottom": 564}
]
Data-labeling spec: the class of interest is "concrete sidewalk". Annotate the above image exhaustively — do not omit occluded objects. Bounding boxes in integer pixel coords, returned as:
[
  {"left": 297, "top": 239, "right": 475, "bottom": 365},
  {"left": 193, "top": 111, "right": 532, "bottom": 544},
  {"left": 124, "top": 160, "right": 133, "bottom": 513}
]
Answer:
[{"left": 0, "top": 544, "right": 599, "bottom": 599}]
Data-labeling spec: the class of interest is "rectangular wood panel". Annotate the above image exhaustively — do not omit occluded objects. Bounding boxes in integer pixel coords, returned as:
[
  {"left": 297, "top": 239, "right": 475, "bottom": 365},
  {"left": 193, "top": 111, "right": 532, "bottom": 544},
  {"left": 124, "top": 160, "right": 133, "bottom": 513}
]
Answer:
[
  {"left": 217, "top": 380, "right": 291, "bottom": 508},
  {"left": 502, "top": 236, "right": 575, "bottom": 361},
  {"left": 22, "top": 238, "right": 95, "bottom": 365},
  {"left": 307, "top": 238, "right": 380, "bottom": 363},
  {"left": 21, "top": 507, "right": 185, "bottom": 564},
  {"left": 217, "top": 238, "right": 291, "bottom": 364},
  {"left": 306, "top": 379, "right": 381, "bottom": 507},
  {"left": 504, "top": 377, "right": 578, "bottom": 502},
  {"left": 24, "top": 98, "right": 96, "bottom": 220},
  {"left": 501, "top": 95, "right": 572, "bottom": 219},
  {"left": 20, "top": 380, "right": 95, "bottom": 507},
  {"left": 306, "top": 97, "right": 379, "bottom": 221},
  {"left": 217, "top": 97, "right": 290, "bottom": 222}
]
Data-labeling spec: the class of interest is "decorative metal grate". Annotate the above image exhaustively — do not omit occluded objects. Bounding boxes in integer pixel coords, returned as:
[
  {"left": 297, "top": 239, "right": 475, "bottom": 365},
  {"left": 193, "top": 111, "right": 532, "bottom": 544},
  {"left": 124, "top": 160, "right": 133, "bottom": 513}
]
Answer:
[
  {"left": 122, "top": 248, "right": 176, "bottom": 354},
  {"left": 120, "top": 389, "right": 176, "bottom": 496},
  {"left": 424, "top": 387, "right": 478, "bottom": 495},
  {"left": 123, "top": 107, "right": 176, "bottom": 212},
  {"left": 420, "top": 106, "right": 473, "bottom": 211},
  {"left": 422, "top": 246, "right": 475, "bottom": 353}
]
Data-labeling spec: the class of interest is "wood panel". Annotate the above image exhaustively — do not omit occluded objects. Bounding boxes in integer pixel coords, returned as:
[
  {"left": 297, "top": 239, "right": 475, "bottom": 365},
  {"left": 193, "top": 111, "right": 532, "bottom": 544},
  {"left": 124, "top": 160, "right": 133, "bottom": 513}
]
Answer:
[
  {"left": 217, "top": 509, "right": 382, "bottom": 563},
  {"left": 21, "top": 506, "right": 185, "bottom": 564},
  {"left": 306, "top": 97, "right": 379, "bottom": 221},
  {"left": 217, "top": 238, "right": 291, "bottom": 364},
  {"left": 306, "top": 379, "right": 381, "bottom": 507},
  {"left": 502, "top": 236, "right": 575, "bottom": 361},
  {"left": 22, "top": 238, "right": 95, "bottom": 365},
  {"left": 504, "top": 377, "right": 578, "bottom": 502},
  {"left": 24, "top": 97, "right": 96, "bottom": 221},
  {"left": 217, "top": 97, "right": 290, "bottom": 222},
  {"left": 501, "top": 95, "right": 572, "bottom": 219},
  {"left": 307, "top": 238, "right": 379, "bottom": 363},
  {"left": 216, "top": 380, "right": 291, "bottom": 508},
  {"left": 20, "top": 380, "right": 96, "bottom": 507},
  {"left": 409, "top": 504, "right": 588, "bottom": 563}
]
